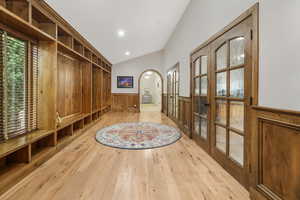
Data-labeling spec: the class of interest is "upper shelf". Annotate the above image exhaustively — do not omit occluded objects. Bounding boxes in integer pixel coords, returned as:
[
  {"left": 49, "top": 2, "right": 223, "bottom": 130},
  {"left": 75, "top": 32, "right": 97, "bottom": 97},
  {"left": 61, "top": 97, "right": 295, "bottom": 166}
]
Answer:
[
  {"left": 57, "top": 41, "right": 90, "bottom": 62},
  {"left": 0, "top": 6, "right": 55, "bottom": 41},
  {"left": 92, "top": 62, "right": 110, "bottom": 73}
]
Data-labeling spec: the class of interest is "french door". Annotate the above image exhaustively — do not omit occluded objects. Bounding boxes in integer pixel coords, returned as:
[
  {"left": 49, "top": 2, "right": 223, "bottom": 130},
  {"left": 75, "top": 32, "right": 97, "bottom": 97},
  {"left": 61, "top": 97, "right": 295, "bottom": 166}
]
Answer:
[
  {"left": 167, "top": 64, "right": 179, "bottom": 121},
  {"left": 191, "top": 16, "right": 253, "bottom": 186},
  {"left": 192, "top": 46, "right": 210, "bottom": 153}
]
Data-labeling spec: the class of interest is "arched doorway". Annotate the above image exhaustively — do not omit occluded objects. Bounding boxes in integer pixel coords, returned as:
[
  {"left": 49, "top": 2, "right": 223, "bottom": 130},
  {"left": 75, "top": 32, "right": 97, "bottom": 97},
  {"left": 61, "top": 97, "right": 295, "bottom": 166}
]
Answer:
[{"left": 138, "top": 70, "right": 163, "bottom": 112}]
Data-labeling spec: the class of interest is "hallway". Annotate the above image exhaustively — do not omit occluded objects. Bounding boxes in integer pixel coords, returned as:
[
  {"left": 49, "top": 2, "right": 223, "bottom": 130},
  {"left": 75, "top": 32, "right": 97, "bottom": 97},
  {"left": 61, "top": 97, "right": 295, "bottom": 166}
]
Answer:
[
  {"left": 0, "top": 112, "right": 249, "bottom": 200},
  {"left": 140, "top": 104, "right": 161, "bottom": 112}
]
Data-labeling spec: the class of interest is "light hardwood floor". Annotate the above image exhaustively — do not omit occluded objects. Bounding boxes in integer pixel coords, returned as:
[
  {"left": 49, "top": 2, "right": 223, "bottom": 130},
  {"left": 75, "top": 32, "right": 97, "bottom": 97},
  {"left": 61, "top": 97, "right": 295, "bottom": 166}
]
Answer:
[
  {"left": 140, "top": 104, "right": 161, "bottom": 112},
  {"left": 0, "top": 112, "right": 250, "bottom": 200}
]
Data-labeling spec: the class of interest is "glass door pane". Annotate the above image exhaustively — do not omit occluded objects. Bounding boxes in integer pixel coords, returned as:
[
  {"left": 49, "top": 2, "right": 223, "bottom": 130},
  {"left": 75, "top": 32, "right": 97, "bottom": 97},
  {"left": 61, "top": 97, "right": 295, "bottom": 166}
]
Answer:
[
  {"left": 229, "top": 101, "right": 244, "bottom": 131},
  {"left": 200, "top": 118, "right": 208, "bottom": 139},
  {"left": 229, "top": 131, "right": 244, "bottom": 165},
  {"left": 198, "top": 55, "right": 209, "bottom": 141},
  {"left": 216, "top": 126, "right": 226, "bottom": 153},
  {"left": 216, "top": 72, "right": 227, "bottom": 97},
  {"left": 194, "top": 116, "right": 200, "bottom": 136},
  {"left": 216, "top": 43, "right": 227, "bottom": 70},
  {"left": 167, "top": 75, "right": 172, "bottom": 116},
  {"left": 194, "top": 58, "right": 200, "bottom": 76},
  {"left": 230, "top": 37, "right": 245, "bottom": 66},
  {"left": 167, "top": 65, "right": 179, "bottom": 121},
  {"left": 230, "top": 68, "right": 244, "bottom": 98}
]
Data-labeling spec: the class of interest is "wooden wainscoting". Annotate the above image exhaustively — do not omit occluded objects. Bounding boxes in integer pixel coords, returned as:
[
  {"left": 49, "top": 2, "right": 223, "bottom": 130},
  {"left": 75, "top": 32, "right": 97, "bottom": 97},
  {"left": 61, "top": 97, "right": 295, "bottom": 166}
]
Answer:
[
  {"left": 161, "top": 95, "right": 192, "bottom": 137},
  {"left": 112, "top": 93, "right": 139, "bottom": 112},
  {"left": 178, "top": 96, "right": 192, "bottom": 137},
  {"left": 250, "top": 106, "right": 300, "bottom": 200},
  {"left": 162, "top": 93, "right": 168, "bottom": 114}
]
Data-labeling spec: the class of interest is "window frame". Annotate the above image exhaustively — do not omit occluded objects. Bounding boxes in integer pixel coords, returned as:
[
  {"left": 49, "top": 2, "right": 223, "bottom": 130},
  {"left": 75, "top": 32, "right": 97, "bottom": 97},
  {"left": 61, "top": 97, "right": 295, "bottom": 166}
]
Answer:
[{"left": 0, "top": 24, "right": 39, "bottom": 142}]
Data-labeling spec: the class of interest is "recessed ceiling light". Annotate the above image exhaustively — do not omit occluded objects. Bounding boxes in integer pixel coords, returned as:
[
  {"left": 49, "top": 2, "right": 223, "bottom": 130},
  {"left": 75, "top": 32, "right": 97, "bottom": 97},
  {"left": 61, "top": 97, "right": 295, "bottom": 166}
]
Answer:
[
  {"left": 117, "top": 29, "right": 125, "bottom": 37},
  {"left": 125, "top": 51, "right": 131, "bottom": 56},
  {"left": 146, "top": 71, "right": 153, "bottom": 75}
]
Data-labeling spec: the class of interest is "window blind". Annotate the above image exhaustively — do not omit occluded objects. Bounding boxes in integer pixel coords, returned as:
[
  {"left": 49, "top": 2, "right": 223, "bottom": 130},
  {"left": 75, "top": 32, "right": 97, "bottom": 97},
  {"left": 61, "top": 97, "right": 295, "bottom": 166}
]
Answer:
[
  {"left": 0, "top": 31, "right": 5, "bottom": 142},
  {"left": 0, "top": 30, "right": 39, "bottom": 142},
  {"left": 4, "top": 34, "right": 27, "bottom": 139},
  {"left": 27, "top": 43, "right": 39, "bottom": 132}
]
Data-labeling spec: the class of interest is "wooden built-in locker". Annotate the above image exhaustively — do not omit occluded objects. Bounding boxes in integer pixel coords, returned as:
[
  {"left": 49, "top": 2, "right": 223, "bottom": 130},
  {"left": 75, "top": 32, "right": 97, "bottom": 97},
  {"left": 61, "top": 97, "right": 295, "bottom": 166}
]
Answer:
[{"left": 0, "top": 0, "right": 112, "bottom": 195}]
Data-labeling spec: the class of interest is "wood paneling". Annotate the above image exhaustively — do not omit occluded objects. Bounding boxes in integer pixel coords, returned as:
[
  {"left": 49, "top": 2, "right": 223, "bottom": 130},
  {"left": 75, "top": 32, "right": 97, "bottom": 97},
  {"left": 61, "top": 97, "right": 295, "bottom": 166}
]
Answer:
[
  {"left": 162, "top": 93, "right": 167, "bottom": 114},
  {"left": 102, "top": 71, "right": 111, "bottom": 109},
  {"left": 81, "top": 62, "right": 92, "bottom": 114},
  {"left": 112, "top": 93, "right": 139, "bottom": 112},
  {"left": 161, "top": 95, "right": 192, "bottom": 137},
  {"left": 178, "top": 96, "right": 192, "bottom": 137},
  {"left": 38, "top": 41, "right": 57, "bottom": 130},
  {"left": 250, "top": 107, "right": 300, "bottom": 200},
  {"left": 92, "top": 66, "right": 102, "bottom": 112},
  {"left": 57, "top": 53, "right": 82, "bottom": 118}
]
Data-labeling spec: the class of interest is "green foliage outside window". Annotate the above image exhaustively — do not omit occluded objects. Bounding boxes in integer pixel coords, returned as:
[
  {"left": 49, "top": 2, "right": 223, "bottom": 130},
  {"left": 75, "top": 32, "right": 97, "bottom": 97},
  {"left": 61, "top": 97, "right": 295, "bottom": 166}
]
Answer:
[{"left": 3, "top": 33, "right": 26, "bottom": 134}]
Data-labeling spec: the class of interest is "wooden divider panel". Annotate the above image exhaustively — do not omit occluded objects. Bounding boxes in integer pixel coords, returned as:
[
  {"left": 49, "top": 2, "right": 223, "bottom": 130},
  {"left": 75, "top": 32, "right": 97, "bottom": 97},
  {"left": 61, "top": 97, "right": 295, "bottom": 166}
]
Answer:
[{"left": 57, "top": 53, "right": 82, "bottom": 118}]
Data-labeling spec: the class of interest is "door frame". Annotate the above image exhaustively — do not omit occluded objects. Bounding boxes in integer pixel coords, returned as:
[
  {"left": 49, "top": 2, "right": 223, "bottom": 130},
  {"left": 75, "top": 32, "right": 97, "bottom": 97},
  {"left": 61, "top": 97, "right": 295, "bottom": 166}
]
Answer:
[
  {"left": 138, "top": 69, "right": 164, "bottom": 112},
  {"left": 166, "top": 63, "right": 180, "bottom": 122},
  {"left": 189, "top": 3, "right": 259, "bottom": 188},
  {"left": 191, "top": 45, "right": 212, "bottom": 153}
]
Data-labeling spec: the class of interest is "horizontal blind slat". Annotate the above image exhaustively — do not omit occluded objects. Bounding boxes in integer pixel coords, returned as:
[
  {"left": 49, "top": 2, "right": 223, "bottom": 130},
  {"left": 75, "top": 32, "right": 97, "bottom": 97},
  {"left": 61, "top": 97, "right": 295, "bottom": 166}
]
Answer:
[
  {"left": 4, "top": 34, "right": 27, "bottom": 139},
  {"left": 0, "top": 31, "right": 4, "bottom": 142},
  {"left": 0, "top": 31, "right": 39, "bottom": 142}
]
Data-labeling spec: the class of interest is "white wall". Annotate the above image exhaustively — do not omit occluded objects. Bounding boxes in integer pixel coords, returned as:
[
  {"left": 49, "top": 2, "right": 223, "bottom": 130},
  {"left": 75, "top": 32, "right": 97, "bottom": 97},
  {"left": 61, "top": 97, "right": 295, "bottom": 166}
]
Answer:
[
  {"left": 112, "top": 50, "right": 164, "bottom": 93},
  {"left": 163, "top": 0, "right": 257, "bottom": 97},
  {"left": 259, "top": 0, "right": 300, "bottom": 110},
  {"left": 163, "top": 0, "right": 300, "bottom": 111}
]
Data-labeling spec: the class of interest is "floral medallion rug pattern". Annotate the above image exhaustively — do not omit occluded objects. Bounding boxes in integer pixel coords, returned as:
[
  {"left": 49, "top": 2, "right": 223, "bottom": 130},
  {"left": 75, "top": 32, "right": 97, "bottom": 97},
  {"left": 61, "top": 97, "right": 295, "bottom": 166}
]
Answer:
[{"left": 95, "top": 122, "right": 181, "bottom": 150}]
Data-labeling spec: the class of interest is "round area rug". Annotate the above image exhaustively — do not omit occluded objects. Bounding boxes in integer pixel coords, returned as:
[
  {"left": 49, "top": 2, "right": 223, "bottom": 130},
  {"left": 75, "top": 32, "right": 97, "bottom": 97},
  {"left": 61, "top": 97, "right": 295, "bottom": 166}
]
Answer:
[{"left": 95, "top": 122, "right": 181, "bottom": 150}]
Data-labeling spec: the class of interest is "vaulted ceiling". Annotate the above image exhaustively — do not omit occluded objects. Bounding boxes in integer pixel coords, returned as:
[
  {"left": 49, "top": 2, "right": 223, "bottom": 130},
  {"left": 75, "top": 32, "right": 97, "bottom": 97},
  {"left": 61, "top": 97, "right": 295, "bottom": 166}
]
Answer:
[{"left": 45, "top": 0, "right": 190, "bottom": 64}]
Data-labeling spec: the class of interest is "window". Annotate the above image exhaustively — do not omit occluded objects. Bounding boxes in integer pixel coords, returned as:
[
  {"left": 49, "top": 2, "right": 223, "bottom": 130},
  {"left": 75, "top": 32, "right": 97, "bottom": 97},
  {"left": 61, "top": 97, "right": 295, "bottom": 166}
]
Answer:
[{"left": 0, "top": 30, "right": 39, "bottom": 142}]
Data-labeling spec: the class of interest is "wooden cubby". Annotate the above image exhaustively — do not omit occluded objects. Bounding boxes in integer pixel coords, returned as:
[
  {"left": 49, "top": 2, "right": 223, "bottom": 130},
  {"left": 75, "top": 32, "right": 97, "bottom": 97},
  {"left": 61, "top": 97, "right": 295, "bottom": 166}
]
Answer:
[
  {"left": 57, "top": 125, "right": 73, "bottom": 144},
  {"left": 97, "top": 58, "right": 102, "bottom": 66},
  {"left": 31, "top": 6, "right": 56, "bottom": 38},
  {"left": 30, "top": 134, "right": 55, "bottom": 160},
  {"left": 73, "top": 39, "right": 84, "bottom": 55},
  {"left": 92, "top": 54, "right": 98, "bottom": 63},
  {"left": 3, "top": 0, "right": 29, "bottom": 21},
  {"left": 73, "top": 120, "right": 84, "bottom": 134},
  {"left": 0, "top": 145, "right": 30, "bottom": 189},
  {"left": 84, "top": 48, "right": 91, "bottom": 60},
  {"left": 98, "top": 111, "right": 102, "bottom": 118},
  {"left": 92, "top": 112, "right": 99, "bottom": 121},
  {"left": 58, "top": 26, "right": 72, "bottom": 48},
  {"left": 84, "top": 116, "right": 92, "bottom": 125}
]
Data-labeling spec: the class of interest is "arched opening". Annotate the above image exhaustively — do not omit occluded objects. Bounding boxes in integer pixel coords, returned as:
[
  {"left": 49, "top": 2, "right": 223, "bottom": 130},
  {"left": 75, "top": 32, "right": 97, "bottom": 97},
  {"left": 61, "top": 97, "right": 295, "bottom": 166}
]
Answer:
[{"left": 138, "top": 70, "right": 163, "bottom": 112}]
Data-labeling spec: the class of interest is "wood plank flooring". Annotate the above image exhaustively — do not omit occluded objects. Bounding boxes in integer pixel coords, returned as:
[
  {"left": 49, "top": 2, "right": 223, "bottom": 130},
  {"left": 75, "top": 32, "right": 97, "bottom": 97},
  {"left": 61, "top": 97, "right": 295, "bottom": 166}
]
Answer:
[{"left": 0, "top": 112, "right": 250, "bottom": 200}]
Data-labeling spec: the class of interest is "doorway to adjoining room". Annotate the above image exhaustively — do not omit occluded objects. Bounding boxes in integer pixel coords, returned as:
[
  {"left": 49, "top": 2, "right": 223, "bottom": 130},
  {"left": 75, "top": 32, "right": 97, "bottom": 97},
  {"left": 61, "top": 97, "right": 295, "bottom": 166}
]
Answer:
[{"left": 139, "top": 70, "right": 163, "bottom": 112}]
